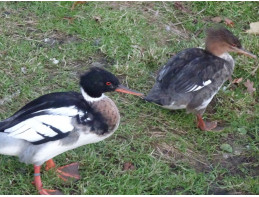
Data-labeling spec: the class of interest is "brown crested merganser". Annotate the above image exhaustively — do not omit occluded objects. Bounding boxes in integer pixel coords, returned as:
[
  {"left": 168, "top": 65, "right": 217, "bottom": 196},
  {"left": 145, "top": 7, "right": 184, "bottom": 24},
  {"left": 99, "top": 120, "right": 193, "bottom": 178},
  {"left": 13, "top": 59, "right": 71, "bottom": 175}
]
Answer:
[
  {"left": 0, "top": 67, "right": 143, "bottom": 194},
  {"left": 145, "top": 26, "right": 256, "bottom": 131}
]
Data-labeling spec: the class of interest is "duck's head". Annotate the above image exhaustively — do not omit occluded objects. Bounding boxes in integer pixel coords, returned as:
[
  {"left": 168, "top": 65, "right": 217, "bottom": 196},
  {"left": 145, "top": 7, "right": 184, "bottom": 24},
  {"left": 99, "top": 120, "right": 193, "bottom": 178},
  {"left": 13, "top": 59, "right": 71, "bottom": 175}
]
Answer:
[
  {"left": 205, "top": 26, "right": 256, "bottom": 59},
  {"left": 80, "top": 67, "right": 144, "bottom": 102}
]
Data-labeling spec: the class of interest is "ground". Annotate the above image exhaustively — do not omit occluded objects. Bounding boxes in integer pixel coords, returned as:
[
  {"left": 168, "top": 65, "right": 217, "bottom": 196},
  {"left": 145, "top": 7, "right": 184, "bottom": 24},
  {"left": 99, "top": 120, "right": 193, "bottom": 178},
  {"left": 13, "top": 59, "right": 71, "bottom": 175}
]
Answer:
[{"left": 0, "top": 1, "right": 258, "bottom": 195}]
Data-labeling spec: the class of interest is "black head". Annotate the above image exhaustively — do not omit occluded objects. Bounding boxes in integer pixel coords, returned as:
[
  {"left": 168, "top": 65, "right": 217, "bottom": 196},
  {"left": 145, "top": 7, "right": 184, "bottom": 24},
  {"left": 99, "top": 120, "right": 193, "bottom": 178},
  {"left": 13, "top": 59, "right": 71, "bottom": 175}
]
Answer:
[
  {"left": 80, "top": 67, "right": 144, "bottom": 99},
  {"left": 80, "top": 67, "right": 120, "bottom": 98},
  {"left": 205, "top": 26, "right": 256, "bottom": 58}
]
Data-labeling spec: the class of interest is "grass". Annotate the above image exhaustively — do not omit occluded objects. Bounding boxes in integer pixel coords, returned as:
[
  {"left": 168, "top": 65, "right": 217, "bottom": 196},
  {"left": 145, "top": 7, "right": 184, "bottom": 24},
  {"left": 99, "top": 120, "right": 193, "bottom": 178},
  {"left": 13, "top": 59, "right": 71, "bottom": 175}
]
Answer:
[{"left": 0, "top": 1, "right": 258, "bottom": 195}]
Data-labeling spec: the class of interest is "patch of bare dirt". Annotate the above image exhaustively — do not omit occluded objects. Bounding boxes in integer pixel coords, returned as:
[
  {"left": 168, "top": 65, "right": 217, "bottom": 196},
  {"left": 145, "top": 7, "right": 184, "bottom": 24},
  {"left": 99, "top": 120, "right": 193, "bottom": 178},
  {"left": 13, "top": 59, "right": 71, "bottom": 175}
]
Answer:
[
  {"left": 101, "top": 2, "right": 191, "bottom": 46},
  {"left": 1, "top": 7, "right": 82, "bottom": 46},
  {"left": 63, "top": 50, "right": 115, "bottom": 79},
  {"left": 103, "top": 1, "right": 143, "bottom": 11},
  {"left": 208, "top": 188, "right": 251, "bottom": 195},
  {"left": 151, "top": 142, "right": 211, "bottom": 173},
  {"left": 149, "top": 123, "right": 258, "bottom": 179},
  {"left": 211, "top": 132, "right": 259, "bottom": 176},
  {"left": 89, "top": 50, "right": 115, "bottom": 68},
  {"left": 42, "top": 30, "right": 82, "bottom": 47},
  {"left": 1, "top": 8, "right": 41, "bottom": 39},
  {"left": 213, "top": 153, "right": 259, "bottom": 177}
]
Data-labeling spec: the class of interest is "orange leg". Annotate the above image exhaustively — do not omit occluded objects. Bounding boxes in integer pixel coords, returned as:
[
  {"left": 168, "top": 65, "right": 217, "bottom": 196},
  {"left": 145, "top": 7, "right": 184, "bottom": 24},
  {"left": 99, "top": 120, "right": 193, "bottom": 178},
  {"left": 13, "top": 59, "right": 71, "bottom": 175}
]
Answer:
[
  {"left": 45, "top": 159, "right": 56, "bottom": 171},
  {"left": 33, "top": 165, "right": 63, "bottom": 195},
  {"left": 196, "top": 114, "right": 217, "bottom": 131}
]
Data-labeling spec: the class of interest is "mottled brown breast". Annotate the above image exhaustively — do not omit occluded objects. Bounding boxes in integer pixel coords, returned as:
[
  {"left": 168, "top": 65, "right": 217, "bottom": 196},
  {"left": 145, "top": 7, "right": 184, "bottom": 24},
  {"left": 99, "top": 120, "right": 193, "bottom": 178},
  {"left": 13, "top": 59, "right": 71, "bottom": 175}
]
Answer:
[{"left": 90, "top": 96, "right": 120, "bottom": 131}]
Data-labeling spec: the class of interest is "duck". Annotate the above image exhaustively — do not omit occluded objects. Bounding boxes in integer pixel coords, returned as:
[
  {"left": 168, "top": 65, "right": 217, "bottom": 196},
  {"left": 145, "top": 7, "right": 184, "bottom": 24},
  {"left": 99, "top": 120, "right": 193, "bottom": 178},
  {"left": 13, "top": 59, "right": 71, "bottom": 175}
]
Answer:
[
  {"left": 0, "top": 67, "right": 143, "bottom": 195},
  {"left": 145, "top": 26, "right": 256, "bottom": 131}
]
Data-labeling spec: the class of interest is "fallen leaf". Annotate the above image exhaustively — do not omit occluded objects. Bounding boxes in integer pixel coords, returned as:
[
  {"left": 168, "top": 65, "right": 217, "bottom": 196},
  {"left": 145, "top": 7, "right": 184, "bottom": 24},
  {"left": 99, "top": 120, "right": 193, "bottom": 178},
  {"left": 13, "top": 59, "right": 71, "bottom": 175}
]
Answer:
[
  {"left": 71, "top": 1, "right": 86, "bottom": 10},
  {"left": 192, "top": 19, "right": 198, "bottom": 24},
  {"left": 246, "top": 21, "right": 259, "bottom": 35},
  {"left": 93, "top": 16, "right": 101, "bottom": 23},
  {"left": 123, "top": 162, "right": 135, "bottom": 171},
  {"left": 232, "top": 77, "right": 243, "bottom": 84},
  {"left": 211, "top": 16, "right": 222, "bottom": 23},
  {"left": 237, "top": 128, "right": 247, "bottom": 135},
  {"left": 220, "top": 144, "right": 233, "bottom": 153},
  {"left": 224, "top": 18, "right": 234, "bottom": 27},
  {"left": 243, "top": 79, "right": 256, "bottom": 94},
  {"left": 63, "top": 17, "right": 75, "bottom": 24},
  {"left": 174, "top": 2, "right": 191, "bottom": 13}
]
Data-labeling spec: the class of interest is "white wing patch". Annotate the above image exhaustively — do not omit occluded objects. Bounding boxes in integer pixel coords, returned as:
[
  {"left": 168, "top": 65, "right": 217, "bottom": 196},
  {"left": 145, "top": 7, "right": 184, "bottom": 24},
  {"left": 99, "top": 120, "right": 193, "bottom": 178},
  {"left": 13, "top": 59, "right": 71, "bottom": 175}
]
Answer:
[
  {"left": 4, "top": 106, "right": 80, "bottom": 143},
  {"left": 203, "top": 80, "right": 212, "bottom": 86},
  {"left": 35, "top": 106, "right": 79, "bottom": 116},
  {"left": 33, "top": 115, "right": 74, "bottom": 133},
  {"left": 186, "top": 79, "right": 212, "bottom": 93}
]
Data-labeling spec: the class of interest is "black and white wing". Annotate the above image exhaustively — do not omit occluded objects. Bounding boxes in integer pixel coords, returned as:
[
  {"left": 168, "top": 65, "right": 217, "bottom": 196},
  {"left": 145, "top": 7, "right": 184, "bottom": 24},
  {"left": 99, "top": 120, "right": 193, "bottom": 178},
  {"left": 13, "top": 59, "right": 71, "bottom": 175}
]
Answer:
[
  {"left": 4, "top": 106, "right": 79, "bottom": 145},
  {"left": 0, "top": 92, "right": 108, "bottom": 145}
]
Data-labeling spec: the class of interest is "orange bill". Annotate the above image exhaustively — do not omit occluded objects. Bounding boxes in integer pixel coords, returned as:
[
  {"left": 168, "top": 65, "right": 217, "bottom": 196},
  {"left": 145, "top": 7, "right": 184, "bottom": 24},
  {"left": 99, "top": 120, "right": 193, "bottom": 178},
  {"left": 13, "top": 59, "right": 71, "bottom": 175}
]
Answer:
[{"left": 115, "top": 85, "right": 144, "bottom": 97}]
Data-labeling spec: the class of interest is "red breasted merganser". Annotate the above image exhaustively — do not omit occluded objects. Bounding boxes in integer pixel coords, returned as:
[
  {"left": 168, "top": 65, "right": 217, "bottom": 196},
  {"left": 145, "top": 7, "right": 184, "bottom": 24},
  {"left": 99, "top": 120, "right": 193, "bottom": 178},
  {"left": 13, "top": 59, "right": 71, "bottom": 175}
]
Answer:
[
  {"left": 0, "top": 67, "right": 143, "bottom": 195},
  {"left": 145, "top": 26, "right": 256, "bottom": 131}
]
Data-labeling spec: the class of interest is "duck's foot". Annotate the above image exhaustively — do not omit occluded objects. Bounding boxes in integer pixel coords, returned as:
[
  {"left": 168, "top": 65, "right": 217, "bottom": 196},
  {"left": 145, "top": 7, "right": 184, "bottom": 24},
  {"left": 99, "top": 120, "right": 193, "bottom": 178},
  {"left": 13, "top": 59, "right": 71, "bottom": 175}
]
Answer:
[
  {"left": 56, "top": 162, "right": 80, "bottom": 182},
  {"left": 211, "top": 124, "right": 225, "bottom": 131},
  {"left": 196, "top": 114, "right": 218, "bottom": 131},
  {"left": 33, "top": 165, "right": 63, "bottom": 195},
  {"left": 44, "top": 160, "right": 80, "bottom": 182},
  {"left": 200, "top": 121, "right": 218, "bottom": 131},
  {"left": 39, "top": 189, "right": 63, "bottom": 195}
]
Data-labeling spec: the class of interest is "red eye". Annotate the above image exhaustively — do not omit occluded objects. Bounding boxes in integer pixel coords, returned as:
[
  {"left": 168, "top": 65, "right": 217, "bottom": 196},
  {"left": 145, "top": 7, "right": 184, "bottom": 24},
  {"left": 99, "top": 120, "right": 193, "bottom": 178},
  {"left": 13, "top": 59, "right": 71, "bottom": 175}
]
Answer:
[
  {"left": 232, "top": 44, "right": 237, "bottom": 47},
  {"left": 106, "top": 82, "right": 111, "bottom": 86}
]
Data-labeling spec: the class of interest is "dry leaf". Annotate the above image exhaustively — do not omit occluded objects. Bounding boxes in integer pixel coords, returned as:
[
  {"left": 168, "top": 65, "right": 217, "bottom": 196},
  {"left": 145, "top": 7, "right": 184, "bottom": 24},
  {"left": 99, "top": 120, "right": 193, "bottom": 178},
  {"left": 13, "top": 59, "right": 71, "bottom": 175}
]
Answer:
[
  {"left": 232, "top": 77, "right": 243, "bottom": 84},
  {"left": 211, "top": 16, "right": 222, "bottom": 23},
  {"left": 123, "top": 162, "right": 135, "bottom": 171},
  {"left": 174, "top": 2, "right": 191, "bottom": 13},
  {"left": 243, "top": 79, "right": 256, "bottom": 94},
  {"left": 93, "top": 16, "right": 101, "bottom": 22},
  {"left": 246, "top": 21, "right": 259, "bottom": 35},
  {"left": 63, "top": 17, "right": 75, "bottom": 24},
  {"left": 224, "top": 18, "right": 234, "bottom": 27},
  {"left": 71, "top": 1, "right": 86, "bottom": 10}
]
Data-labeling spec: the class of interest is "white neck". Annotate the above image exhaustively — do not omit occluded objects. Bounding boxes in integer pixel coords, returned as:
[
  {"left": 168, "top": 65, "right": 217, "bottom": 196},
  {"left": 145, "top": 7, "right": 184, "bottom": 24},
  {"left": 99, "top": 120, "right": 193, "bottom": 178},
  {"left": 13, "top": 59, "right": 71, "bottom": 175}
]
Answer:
[
  {"left": 80, "top": 87, "right": 106, "bottom": 103},
  {"left": 219, "top": 53, "right": 234, "bottom": 65}
]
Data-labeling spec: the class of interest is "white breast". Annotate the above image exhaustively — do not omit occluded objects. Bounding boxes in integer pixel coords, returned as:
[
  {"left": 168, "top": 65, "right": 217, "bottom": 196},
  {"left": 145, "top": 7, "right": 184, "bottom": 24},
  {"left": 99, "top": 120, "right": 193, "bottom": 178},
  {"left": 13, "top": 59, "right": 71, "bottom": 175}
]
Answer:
[
  {"left": 31, "top": 131, "right": 114, "bottom": 165},
  {"left": 220, "top": 53, "right": 235, "bottom": 71},
  {"left": 163, "top": 102, "right": 187, "bottom": 110}
]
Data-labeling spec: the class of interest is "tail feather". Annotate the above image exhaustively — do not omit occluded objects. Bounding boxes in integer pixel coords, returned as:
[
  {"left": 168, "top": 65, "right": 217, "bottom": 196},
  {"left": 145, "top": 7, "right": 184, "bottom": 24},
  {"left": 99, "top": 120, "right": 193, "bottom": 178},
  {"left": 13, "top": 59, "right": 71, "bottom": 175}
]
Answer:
[
  {"left": 144, "top": 95, "right": 162, "bottom": 105},
  {"left": 144, "top": 83, "right": 164, "bottom": 105},
  {"left": 0, "top": 119, "right": 11, "bottom": 132}
]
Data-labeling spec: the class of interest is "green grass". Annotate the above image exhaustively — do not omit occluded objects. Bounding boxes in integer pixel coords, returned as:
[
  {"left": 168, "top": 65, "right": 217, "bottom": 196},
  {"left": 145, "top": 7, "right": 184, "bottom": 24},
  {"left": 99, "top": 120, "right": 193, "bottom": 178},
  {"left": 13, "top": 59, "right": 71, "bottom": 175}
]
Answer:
[{"left": 0, "top": 1, "right": 258, "bottom": 195}]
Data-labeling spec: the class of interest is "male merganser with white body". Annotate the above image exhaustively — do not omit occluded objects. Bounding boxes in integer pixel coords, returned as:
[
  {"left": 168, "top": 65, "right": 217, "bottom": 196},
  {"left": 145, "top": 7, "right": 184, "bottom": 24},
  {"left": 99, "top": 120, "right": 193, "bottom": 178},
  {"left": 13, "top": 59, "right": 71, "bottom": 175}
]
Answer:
[
  {"left": 145, "top": 26, "right": 256, "bottom": 131},
  {"left": 0, "top": 67, "right": 143, "bottom": 194}
]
